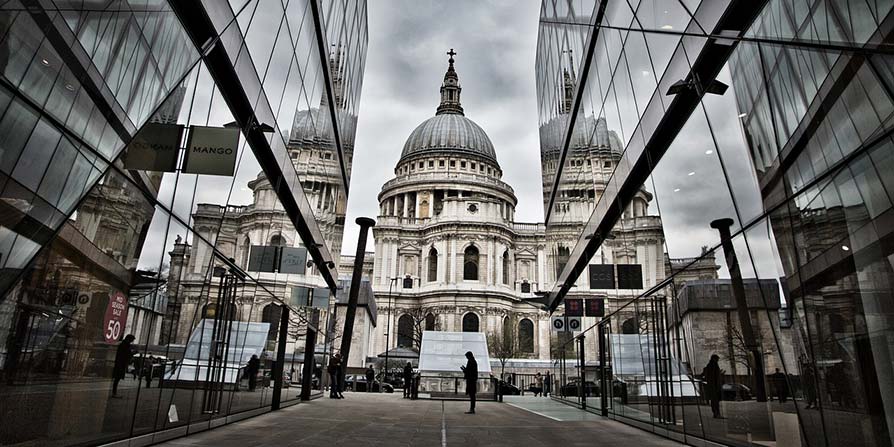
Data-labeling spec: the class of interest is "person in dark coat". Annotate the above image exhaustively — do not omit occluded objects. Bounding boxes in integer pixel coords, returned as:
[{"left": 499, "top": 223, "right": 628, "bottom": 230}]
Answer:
[
  {"left": 702, "top": 354, "right": 724, "bottom": 418},
  {"left": 112, "top": 334, "right": 136, "bottom": 397},
  {"left": 245, "top": 355, "right": 260, "bottom": 391},
  {"left": 365, "top": 365, "right": 376, "bottom": 393},
  {"left": 803, "top": 365, "right": 818, "bottom": 409},
  {"left": 403, "top": 362, "right": 413, "bottom": 398},
  {"left": 460, "top": 351, "right": 478, "bottom": 414},
  {"left": 327, "top": 354, "right": 342, "bottom": 398},
  {"left": 769, "top": 368, "right": 788, "bottom": 403}
]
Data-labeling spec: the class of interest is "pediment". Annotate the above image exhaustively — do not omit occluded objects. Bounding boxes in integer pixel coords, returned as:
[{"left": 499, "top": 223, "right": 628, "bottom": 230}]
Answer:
[
  {"left": 514, "top": 247, "right": 537, "bottom": 259},
  {"left": 398, "top": 242, "right": 422, "bottom": 255}
]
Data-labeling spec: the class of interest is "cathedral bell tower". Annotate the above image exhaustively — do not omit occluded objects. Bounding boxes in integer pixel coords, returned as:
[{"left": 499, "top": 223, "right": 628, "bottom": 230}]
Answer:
[{"left": 436, "top": 49, "right": 464, "bottom": 116}]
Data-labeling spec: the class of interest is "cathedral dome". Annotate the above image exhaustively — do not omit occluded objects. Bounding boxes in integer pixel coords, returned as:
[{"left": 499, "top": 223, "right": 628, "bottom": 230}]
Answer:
[
  {"left": 400, "top": 114, "right": 496, "bottom": 164},
  {"left": 289, "top": 107, "right": 357, "bottom": 148},
  {"left": 398, "top": 49, "right": 499, "bottom": 167}
]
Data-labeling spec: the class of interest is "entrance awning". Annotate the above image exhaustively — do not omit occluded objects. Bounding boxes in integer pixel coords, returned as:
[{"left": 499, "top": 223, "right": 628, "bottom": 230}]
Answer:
[{"left": 377, "top": 346, "right": 419, "bottom": 359}]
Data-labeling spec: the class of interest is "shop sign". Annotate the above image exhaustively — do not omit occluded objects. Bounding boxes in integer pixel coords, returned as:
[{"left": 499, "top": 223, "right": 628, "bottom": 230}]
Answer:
[
  {"left": 182, "top": 126, "right": 239, "bottom": 176},
  {"left": 123, "top": 123, "right": 183, "bottom": 172},
  {"left": 103, "top": 290, "right": 129, "bottom": 343}
]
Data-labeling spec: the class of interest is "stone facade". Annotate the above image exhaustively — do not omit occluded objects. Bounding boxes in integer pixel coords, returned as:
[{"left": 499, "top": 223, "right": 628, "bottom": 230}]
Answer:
[{"left": 362, "top": 54, "right": 674, "bottom": 370}]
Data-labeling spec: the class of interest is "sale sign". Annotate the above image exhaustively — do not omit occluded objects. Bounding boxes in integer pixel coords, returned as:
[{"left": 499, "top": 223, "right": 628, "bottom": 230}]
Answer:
[{"left": 103, "top": 290, "right": 129, "bottom": 343}]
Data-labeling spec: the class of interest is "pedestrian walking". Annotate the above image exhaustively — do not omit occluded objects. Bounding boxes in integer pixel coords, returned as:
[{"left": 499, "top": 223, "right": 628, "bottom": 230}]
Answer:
[
  {"left": 112, "top": 334, "right": 136, "bottom": 398},
  {"left": 403, "top": 362, "right": 413, "bottom": 398},
  {"left": 245, "top": 354, "right": 260, "bottom": 391},
  {"left": 365, "top": 364, "right": 376, "bottom": 392},
  {"left": 702, "top": 354, "right": 724, "bottom": 419},
  {"left": 461, "top": 351, "right": 478, "bottom": 414},
  {"left": 143, "top": 355, "right": 155, "bottom": 388}
]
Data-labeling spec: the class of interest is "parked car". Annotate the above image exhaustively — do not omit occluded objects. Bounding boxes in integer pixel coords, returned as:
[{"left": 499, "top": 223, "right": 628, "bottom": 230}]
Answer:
[
  {"left": 721, "top": 383, "right": 753, "bottom": 401},
  {"left": 560, "top": 379, "right": 599, "bottom": 397},
  {"left": 498, "top": 381, "right": 521, "bottom": 395},
  {"left": 344, "top": 375, "right": 394, "bottom": 393}
]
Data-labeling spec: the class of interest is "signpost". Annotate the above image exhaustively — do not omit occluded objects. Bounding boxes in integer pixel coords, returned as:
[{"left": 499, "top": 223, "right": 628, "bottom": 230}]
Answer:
[
  {"left": 103, "top": 290, "right": 129, "bottom": 343},
  {"left": 182, "top": 126, "right": 240, "bottom": 176},
  {"left": 551, "top": 316, "right": 581, "bottom": 332}
]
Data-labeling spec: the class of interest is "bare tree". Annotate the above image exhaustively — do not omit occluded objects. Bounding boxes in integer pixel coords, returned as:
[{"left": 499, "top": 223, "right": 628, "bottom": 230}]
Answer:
[
  {"left": 395, "top": 307, "right": 440, "bottom": 348},
  {"left": 488, "top": 318, "right": 519, "bottom": 379},
  {"left": 726, "top": 320, "right": 752, "bottom": 376}
]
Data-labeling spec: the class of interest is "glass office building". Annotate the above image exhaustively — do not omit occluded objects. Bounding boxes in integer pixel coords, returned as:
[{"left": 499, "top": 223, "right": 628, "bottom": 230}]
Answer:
[
  {"left": 0, "top": 0, "right": 367, "bottom": 445},
  {"left": 537, "top": 1, "right": 894, "bottom": 446}
]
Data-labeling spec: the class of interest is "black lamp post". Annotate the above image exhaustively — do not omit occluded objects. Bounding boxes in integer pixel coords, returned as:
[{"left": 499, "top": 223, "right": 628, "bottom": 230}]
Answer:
[{"left": 711, "top": 218, "right": 767, "bottom": 402}]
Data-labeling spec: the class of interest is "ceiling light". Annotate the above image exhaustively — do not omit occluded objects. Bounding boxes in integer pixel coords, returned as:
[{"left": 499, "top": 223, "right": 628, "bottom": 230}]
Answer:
[
  {"left": 642, "top": 70, "right": 650, "bottom": 76},
  {"left": 64, "top": 83, "right": 75, "bottom": 91},
  {"left": 673, "top": 188, "right": 680, "bottom": 192},
  {"left": 841, "top": 245, "right": 850, "bottom": 251},
  {"left": 705, "top": 150, "right": 713, "bottom": 155},
  {"left": 688, "top": 171, "right": 695, "bottom": 176},
  {"left": 660, "top": 25, "right": 674, "bottom": 30},
  {"left": 40, "top": 59, "right": 50, "bottom": 66},
  {"left": 738, "top": 113, "right": 747, "bottom": 118}
]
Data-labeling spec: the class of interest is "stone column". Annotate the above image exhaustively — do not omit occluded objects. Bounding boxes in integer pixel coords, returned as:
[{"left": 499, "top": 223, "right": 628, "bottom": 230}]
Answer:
[
  {"left": 449, "top": 239, "right": 457, "bottom": 283},
  {"left": 402, "top": 193, "right": 409, "bottom": 218},
  {"left": 391, "top": 240, "right": 399, "bottom": 280},
  {"left": 486, "top": 237, "right": 494, "bottom": 285}
]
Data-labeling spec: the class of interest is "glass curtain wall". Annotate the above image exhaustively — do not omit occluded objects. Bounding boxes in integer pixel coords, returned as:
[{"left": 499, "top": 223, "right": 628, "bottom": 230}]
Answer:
[
  {"left": 539, "top": 1, "right": 894, "bottom": 446},
  {"left": 0, "top": 1, "right": 367, "bottom": 446}
]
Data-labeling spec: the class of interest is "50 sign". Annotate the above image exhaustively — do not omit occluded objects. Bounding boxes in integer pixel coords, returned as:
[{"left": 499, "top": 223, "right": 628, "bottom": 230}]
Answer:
[{"left": 103, "top": 291, "right": 129, "bottom": 343}]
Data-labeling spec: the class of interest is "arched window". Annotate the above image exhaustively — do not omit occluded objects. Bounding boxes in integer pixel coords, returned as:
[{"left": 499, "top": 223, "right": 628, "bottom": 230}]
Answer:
[
  {"left": 262, "top": 304, "right": 281, "bottom": 342},
  {"left": 397, "top": 314, "right": 414, "bottom": 347},
  {"left": 502, "top": 250, "right": 511, "bottom": 285},
  {"left": 425, "top": 313, "right": 436, "bottom": 331},
  {"left": 556, "top": 245, "right": 570, "bottom": 278},
  {"left": 428, "top": 247, "right": 438, "bottom": 282},
  {"left": 270, "top": 234, "right": 286, "bottom": 246},
  {"left": 241, "top": 236, "right": 251, "bottom": 269},
  {"left": 462, "top": 313, "right": 479, "bottom": 332},
  {"left": 463, "top": 245, "right": 479, "bottom": 280},
  {"left": 621, "top": 318, "right": 638, "bottom": 334},
  {"left": 518, "top": 319, "right": 534, "bottom": 353}
]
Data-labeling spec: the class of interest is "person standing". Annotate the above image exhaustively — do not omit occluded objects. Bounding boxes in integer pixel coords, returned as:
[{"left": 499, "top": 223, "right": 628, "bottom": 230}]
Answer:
[
  {"left": 803, "top": 365, "right": 818, "bottom": 409},
  {"left": 461, "top": 351, "right": 478, "bottom": 414},
  {"left": 245, "top": 354, "right": 260, "bottom": 391},
  {"left": 365, "top": 364, "right": 376, "bottom": 393},
  {"left": 327, "top": 354, "right": 342, "bottom": 398},
  {"left": 534, "top": 372, "right": 544, "bottom": 397},
  {"left": 770, "top": 368, "right": 789, "bottom": 403},
  {"left": 702, "top": 354, "right": 724, "bottom": 419},
  {"left": 403, "top": 362, "right": 413, "bottom": 398},
  {"left": 112, "top": 334, "right": 136, "bottom": 398},
  {"left": 544, "top": 371, "right": 551, "bottom": 397}
]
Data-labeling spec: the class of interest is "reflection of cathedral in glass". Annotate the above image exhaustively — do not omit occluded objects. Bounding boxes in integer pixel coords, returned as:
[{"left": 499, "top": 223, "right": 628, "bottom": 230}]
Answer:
[{"left": 164, "top": 51, "right": 363, "bottom": 349}]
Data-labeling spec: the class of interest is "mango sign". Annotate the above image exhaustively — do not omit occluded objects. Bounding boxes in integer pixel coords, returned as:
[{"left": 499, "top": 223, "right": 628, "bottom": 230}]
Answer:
[{"left": 103, "top": 291, "right": 129, "bottom": 343}]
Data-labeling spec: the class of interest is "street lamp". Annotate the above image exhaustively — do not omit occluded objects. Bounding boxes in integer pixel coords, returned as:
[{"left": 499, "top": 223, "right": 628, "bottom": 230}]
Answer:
[{"left": 383, "top": 277, "right": 400, "bottom": 384}]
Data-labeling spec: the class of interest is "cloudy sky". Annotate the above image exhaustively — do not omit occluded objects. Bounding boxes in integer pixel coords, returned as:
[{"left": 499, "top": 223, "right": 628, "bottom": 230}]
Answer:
[{"left": 340, "top": 0, "right": 544, "bottom": 255}]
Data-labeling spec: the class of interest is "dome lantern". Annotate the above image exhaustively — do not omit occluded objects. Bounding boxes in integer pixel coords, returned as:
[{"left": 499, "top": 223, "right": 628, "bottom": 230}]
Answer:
[{"left": 398, "top": 49, "right": 499, "bottom": 167}]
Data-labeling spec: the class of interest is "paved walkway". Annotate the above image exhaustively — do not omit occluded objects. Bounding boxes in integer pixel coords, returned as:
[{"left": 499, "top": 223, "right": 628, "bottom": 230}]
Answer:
[{"left": 158, "top": 393, "right": 681, "bottom": 446}]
